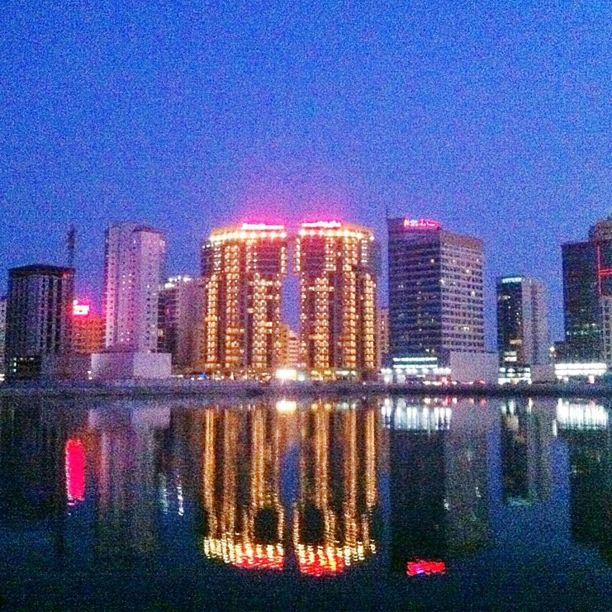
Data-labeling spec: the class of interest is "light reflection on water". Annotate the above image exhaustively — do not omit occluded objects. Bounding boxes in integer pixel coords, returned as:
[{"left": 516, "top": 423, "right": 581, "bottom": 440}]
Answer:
[{"left": 0, "top": 396, "right": 609, "bottom": 609}]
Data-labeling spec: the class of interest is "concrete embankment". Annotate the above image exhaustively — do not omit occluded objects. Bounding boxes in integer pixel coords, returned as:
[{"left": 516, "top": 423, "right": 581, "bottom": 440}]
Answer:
[{"left": 0, "top": 379, "right": 610, "bottom": 401}]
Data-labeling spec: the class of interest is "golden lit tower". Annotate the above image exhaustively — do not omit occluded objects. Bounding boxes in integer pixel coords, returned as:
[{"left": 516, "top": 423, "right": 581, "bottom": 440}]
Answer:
[
  {"left": 295, "top": 221, "right": 379, "bottom": 380},
  {"left": 200, "top": 223, "right": 288, "bottom": 377}
]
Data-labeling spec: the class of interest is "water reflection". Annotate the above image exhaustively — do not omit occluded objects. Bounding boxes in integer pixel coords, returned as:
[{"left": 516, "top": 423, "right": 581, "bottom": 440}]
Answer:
[
  {"left": 0, "top": 395, "right": 609, "bottom": 599},
  {"left": 386, "top": 397, "right": 490, "bottom": 574}
]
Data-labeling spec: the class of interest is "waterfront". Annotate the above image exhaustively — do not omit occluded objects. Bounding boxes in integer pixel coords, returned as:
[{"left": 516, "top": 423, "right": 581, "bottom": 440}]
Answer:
[{"left": 0, "top": 396, "right": 609, "bottom": 610}]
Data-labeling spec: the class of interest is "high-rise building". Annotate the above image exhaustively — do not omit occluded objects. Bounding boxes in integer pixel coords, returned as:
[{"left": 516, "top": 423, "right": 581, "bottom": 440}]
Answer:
[
  {"left": 295, "top": 221, "right": 379, "bottom": 380},
  {"left": 378, "top": 306, "right": 389, "bottom": 368},
  {"left": 0, "top": 296, "right": 6, "bottom": 380},
  {"left": 102, "top": 223, "right": 166, "bottom": 352},
  {"left": 496, "top": 276, "right": 549, "bottom": 367},
  {"left": 71, "top": 300, "right": 105, "bottom": 355},
  {"left": 199, "top": 223, "right": 288, "bottom": 377},
  {"left": 158, "top": 275, "right": 202, "bottom": 370},
  {"left": 278, "top": 323, "right": 301, "bottom": 368},
  {"left": 5, "top": 265, "right": 74, "bottom": 380},
  {"left": 562, "top": 216, "right": 612, "bottom": 364},
  {"left": 387, "top": 218, "right": 484, "bottom": 358}
]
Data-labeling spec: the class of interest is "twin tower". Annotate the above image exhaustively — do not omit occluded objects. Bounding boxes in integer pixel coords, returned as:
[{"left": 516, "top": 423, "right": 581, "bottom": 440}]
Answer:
[{"left": 199, "top": 221, "right": 379, "bottom": 380}]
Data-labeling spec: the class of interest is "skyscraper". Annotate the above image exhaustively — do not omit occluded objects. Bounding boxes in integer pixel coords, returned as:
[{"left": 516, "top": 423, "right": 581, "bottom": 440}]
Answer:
[
  {"left": 562, "top": 216, "right": 612, "bottom": 364},
  {"left": 4, "top": 265, "right": 74, "bottom": 380},
  {"left": 199, "top": 223, "right": 288, "bottom": 377},
  {"left": 496, "top": 276, "right": 549, "bottom": 367},
  {"left": 158, "top": 275, "right": 202, "bottom": 370},
  {"left": 387, "top": 218, "right": 485, "bottom": 358},
  {"left": 102, "top": 223, "right": 166, "bottom": 352},
  {"left": 295, "top": 221, "right": 379, "bottom": 380},
  {"left": 0, "top": 296, "right": 6, "bottom": 381}
]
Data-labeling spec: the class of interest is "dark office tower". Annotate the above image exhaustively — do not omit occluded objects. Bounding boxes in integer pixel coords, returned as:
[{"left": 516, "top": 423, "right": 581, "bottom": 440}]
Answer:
[
  {"left": 5, "top": 265, "right": 74, "bottom": 380},
  {"left": 561, "top": 216, "right": 612, "bottom": 363},
  {"left": 387, "top": 218, "right": 484, "bottom": 358},
  {"left": 497, "top": 276, "right": 549, "bottom": 366}
]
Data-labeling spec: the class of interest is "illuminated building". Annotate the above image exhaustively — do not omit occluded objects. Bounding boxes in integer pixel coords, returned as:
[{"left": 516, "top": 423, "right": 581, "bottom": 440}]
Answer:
[
  {"left": 5, "top": 265, "right": 74, "bottom": 380},
  {"left": 387, "top": 218, "right": 485, "bottom": 356},
  {"left": 201, "top": 404, "right": 286, "bottom": 570},
  {"left": 199, "top": 223, "right": 288, "bottom": 377},
  {"left": 103, "top": 223, "right": 166, "bottom": 352},
  {"left": 295, "top": 221, "right": 379, "bottom": 380},
  {"left": 497, "top": 276, "right": 550, "bottom": 383},
  {"left": 71, "top": 300, "right": 105, "bottom": 355},
  {"left": 278, "top": 323, "right": 301, "bottom": 368},
  {"left": 0, "top": 295, "right": 6, "bottom": 381},
  {"left": 377, "top": 306, "right": 389, "bottom": 368},
  {"left": 158, "top": 275, "right": 202, "bottom": 370},
  {"left": 293, "top": 401, "right": 378, "bottom": 575},
  {"left": 561, "top": 216, "right": 612, "bottom": 364}
]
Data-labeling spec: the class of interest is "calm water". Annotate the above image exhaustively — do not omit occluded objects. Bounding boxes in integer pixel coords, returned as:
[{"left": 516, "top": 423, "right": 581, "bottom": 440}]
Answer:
[{"left": 0, "top": 395, "right": 609, "bottom": 610}]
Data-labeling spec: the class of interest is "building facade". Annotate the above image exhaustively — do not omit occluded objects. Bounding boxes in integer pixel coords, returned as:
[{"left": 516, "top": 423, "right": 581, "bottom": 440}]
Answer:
[
  {"left": 199, "top": 223, "right": 288, "bottom": 377},
  {"left": 496, "top": 276, "right": 549, "bottom": 367},
  {"left": 71, "top": 300, "right": 105, "bottom": 355},
  {"left": 102, "top": 223, "right": 166, "bottom": 353},
  {"left": 4, "top": 265, "right": 74, "bottom": 380},
  {"left": 387, "top": 218, "right": 485, "bottom": 357},
  {"left": 158, "top": 275, "right": 202, "bottom": 370},
  {"left": 0, "top": 296, "right": 6, "bottom": 380},
  {"left": 295, "top": 221, "right": 378, "bottom": 380},
  {"left": 561, "top": 216, "right": 612, "bottom": 364}
]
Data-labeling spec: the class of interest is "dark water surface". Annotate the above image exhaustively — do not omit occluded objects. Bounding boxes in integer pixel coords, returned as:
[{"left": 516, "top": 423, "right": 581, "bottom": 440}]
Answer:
[{"left": 0, "top": 396, "right": 609, "bottom": 610}]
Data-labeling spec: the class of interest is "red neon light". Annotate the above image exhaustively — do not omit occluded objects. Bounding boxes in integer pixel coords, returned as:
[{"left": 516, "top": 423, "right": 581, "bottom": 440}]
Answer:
[
  {"left": 65, "top": 438, "right": 85, "bottom": 505},
  {"left": 403, "top": 219, "right": 441, "bottom": 231},
  {"left": 406, "top": 559, "right": 446, "bottom": 576},
  {"left": 302, "top": 221, "right": 342, "bottom": 229},
  {"left": 72, "top": 300, "right": 90, "bottom": 317},
  {"left": 241, "top": 223, "right": 285, "bottom": 231},
  {"left": 299, "top": 553, "right": 345, "bottom": 576}
]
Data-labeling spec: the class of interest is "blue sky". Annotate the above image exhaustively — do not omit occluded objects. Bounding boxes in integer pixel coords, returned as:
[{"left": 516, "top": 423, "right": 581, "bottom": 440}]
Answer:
[{"left": 0, "top": 1, "right": 609, "bottom": 342}]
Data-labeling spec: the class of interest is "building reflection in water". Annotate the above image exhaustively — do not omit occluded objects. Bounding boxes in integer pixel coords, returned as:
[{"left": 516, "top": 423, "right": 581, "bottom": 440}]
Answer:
[
  {"left": 385, "top": 397, "right": 491, "bottom": 574},
  {"left": 201, "top": 403, "right": 287, "bottom": 570},
  {"left": 200, "top": 399, "right": 379, "bottom": 574},
  {"left": 293, "top": 400, "right": 378, "bottom": 576},
  {"left": 88, "top": 405, "right": 171, "bottom": 558},
  {"left": 500, "top": 399, "right": 554, "bottom": 506},
  {"left": 556, "top": 400, "right": 611, "bottom": 566}
]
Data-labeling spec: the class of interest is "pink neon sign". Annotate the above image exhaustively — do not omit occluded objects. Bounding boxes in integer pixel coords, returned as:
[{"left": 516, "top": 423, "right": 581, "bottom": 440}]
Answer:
[
  {"left": 403, "top": 219, "right": 441, "bottom": 231},
  {"left": 72, "top": 300, "right": 90, "bottom": 317},
  {"left": 241, "top": 223, "right": 285, "bottom": 231},
  {"left": 302, "top": 221, "right": 342, "bottom": 229}
]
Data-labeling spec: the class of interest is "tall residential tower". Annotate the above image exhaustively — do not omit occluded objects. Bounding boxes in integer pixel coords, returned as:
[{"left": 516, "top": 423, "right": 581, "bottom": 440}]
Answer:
[
  {"left": 496, "top": 276, "right": 549, "bottom": 369},
  {"left": 4, "top": 265, "right": 74, "bottom": 380},
  {"left": 561, "top": 216, "right": 612, "bottom": 365},
  {"left": 296, "top": 221, "right": 379, "bottom": 380},
  {"left": 102, "top": 223, "right": 166, "bottom": 352},
  {"left": 199, "top": 223, "right": 288, "bottom": 377}
]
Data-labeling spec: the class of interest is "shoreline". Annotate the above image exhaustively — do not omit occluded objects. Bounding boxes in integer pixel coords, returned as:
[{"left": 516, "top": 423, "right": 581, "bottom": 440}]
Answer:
[{"left": 0, "top": 379, "right": 610, "bottom": 401}]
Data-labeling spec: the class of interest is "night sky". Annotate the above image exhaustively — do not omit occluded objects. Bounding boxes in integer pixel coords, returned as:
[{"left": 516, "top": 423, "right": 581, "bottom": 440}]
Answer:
[{"left": 1, "top": 1, "right": 609, "bottom": 343}]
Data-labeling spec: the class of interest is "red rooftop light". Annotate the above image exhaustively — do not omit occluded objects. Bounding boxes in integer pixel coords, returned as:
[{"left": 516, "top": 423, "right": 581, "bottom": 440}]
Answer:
[{"left": 403, "top": 219, "right": 441, "bottom": 231}]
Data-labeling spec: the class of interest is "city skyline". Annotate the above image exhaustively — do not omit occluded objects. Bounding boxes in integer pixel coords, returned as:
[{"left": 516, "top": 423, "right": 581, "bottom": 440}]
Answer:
[{"left": 0, "top": 2, "right": 609, "bottom": 344}]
